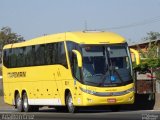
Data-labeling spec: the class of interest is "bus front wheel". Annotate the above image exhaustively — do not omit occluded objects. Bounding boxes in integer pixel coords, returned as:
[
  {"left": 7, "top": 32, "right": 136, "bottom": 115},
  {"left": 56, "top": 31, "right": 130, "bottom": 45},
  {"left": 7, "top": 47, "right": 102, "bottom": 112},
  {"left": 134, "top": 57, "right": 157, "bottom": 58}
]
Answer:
[
  {"left": 66, "top": 92, "right": 78, "bottom": 113},
  {"left": 15, "top": 93, "right": 23, "bottom": 112}
]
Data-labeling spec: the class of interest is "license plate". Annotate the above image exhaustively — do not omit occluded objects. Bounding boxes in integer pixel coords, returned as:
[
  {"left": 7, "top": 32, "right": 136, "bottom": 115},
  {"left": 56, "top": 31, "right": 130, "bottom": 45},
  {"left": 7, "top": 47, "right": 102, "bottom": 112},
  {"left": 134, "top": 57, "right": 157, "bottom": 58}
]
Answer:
[{"left": 107, "top": 98, "right": 116, "bottom": 103}]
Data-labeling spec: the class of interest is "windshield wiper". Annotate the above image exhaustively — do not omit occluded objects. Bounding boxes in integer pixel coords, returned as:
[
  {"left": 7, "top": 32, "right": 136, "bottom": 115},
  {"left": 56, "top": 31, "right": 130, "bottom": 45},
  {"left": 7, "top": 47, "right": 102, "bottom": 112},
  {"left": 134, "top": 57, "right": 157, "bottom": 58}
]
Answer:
[
  {"left": 99, "top": 70, "right": 111, "bottom": 86},
  {"left": 93, "top": 74, "right": 103, "bottom": 76},
  {"left": 99, "top": 66, "right": 125, "bottom": 86},
  {"left": 114, "top": 68, "right": 124, "bottom": 83}
]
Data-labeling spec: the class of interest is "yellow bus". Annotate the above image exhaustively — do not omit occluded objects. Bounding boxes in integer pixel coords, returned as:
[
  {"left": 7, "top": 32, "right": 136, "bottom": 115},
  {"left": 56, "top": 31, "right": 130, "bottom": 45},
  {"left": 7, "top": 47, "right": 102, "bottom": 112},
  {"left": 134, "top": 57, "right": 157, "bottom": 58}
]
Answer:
[{"left": 2, "top": 31, "right": 134, "bottom": 113}]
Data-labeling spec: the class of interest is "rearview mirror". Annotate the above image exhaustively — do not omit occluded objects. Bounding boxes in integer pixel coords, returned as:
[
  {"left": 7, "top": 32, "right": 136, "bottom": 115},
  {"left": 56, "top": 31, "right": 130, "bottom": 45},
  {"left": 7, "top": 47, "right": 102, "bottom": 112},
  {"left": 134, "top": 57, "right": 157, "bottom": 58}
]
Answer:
[
  {"left": 72, "top": 50, "right": 82, "bottom": 67},
  {"left": 130, "top": 48, "right": 140, "bottom": 65}
]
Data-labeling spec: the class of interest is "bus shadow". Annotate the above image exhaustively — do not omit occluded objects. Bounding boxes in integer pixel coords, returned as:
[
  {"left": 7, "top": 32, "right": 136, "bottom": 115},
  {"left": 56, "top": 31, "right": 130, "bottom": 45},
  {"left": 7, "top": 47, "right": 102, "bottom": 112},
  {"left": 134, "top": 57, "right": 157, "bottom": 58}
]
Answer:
[
  {"left": 38, "top": 107, "right": 137, "bottom": 113},
  {"left": 37, "top": 94, "right": 156, "bottom": 113},
  {"left": 38, "top": 107, "right": 111, "bottom": 113}
]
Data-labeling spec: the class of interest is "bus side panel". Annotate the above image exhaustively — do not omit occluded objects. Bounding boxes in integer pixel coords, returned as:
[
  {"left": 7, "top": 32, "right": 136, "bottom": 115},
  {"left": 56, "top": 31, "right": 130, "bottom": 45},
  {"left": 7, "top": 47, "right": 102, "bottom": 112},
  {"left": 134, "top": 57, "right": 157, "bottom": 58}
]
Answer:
[
  {"left": 54, "top": 65, "right": 74, "bottom": 106},
  {"left": 24, "top": 65, "right": 58, "bottom": 105},
  {"left": 3, "top": 67, "right": 13, "bottom": 105}
]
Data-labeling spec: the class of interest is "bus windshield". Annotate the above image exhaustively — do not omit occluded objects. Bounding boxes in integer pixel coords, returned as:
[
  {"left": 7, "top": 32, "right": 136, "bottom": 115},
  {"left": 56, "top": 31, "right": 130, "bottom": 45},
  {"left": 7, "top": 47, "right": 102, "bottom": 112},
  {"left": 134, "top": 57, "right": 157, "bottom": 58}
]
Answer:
[{"left": 81, "top": 44, "right": 132, "bottom": 87}]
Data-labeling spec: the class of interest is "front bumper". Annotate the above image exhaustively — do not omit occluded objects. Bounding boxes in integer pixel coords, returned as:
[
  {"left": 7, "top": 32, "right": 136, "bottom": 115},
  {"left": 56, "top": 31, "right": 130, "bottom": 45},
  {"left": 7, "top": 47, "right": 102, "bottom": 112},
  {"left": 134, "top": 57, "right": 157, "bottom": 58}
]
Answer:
[{"left": 81, "top": 91, "right": 134, "bottom": 106}]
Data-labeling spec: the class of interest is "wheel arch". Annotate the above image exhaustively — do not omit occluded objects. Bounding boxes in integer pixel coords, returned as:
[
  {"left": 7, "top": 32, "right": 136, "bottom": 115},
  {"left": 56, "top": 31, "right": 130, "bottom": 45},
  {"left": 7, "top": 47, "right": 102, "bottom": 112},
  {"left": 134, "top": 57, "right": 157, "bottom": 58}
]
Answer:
[
  {"left": 14, "top": 90, "right": 19, "bottom": 106},
  {"left": 21, "top": 90, "right": 27, "bottom": 97},
  {"left": 64, "top": 89, "right": 71, "bottom": 105}
]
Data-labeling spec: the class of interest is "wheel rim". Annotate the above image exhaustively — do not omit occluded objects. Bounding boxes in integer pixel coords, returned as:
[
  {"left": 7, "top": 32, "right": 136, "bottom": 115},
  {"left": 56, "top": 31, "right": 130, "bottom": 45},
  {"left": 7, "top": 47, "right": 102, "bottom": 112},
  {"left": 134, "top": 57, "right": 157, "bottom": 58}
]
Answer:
[
  {"left": 17, "top": 97, "right": 21, "bottom": 108},
  {"left": 23, "top": 96, "right": 28, "bottom": 109},
  {"left": 68, "top": 94, "right": 74, "bottom": 112}
]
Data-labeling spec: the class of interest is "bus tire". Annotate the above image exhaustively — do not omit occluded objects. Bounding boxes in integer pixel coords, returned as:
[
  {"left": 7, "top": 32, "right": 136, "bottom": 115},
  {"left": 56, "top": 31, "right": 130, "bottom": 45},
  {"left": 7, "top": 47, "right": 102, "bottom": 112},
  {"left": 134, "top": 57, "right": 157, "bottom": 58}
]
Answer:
[
  {"left": 22, "top": 92, "right": 31, "bottom": 112},
  {"left": 66, "top": 92, "right": 78, "bottom": 113},
  {"left": 15, "top": 93, "right": 23, "bottom": 112}
]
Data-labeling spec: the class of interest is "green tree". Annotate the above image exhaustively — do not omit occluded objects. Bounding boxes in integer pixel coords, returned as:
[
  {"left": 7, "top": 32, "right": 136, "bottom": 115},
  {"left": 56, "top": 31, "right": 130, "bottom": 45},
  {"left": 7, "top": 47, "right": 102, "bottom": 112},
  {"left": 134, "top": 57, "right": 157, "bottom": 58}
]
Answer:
[
  {"left": 134, "top": 31, "right": 160, "bottom": 80},
  {"left": 143, "top": 31, "right": 160, "bottom": 41},
  {"left": 0, "top": 26, "right": 24, "bottom": 63}
]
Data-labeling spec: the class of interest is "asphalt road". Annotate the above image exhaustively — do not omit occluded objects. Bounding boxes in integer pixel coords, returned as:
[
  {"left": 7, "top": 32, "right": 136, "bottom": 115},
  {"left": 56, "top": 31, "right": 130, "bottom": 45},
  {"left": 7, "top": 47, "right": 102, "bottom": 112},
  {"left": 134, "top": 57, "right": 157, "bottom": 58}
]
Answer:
[{"left": 0, "top": 108, "right": 160, "bottom": 120}]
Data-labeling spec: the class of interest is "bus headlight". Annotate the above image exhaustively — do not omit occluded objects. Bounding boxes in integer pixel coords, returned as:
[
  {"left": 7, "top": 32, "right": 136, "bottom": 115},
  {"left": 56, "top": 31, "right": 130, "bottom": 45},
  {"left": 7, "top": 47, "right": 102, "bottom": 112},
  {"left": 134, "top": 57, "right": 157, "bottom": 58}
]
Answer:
[
  {"left": 113, "top": 87, "right": 134, "bottom": 96},
  {"left": 80, "top": 88, "right": 96, "bottom": 95},
  {"left": 125, "top": 87, "right": 134, "bottom": 94},
  {"left": 80, "top": 87, "right": 134, "bottom": 96}
]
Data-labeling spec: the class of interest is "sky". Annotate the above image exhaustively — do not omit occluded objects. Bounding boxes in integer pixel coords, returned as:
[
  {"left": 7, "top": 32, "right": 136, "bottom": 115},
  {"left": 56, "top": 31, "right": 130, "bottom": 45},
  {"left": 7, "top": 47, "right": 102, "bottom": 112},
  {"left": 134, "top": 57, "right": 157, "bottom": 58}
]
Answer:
[{"left": 1, "top": 0, "right": 160, "bottom": 44}]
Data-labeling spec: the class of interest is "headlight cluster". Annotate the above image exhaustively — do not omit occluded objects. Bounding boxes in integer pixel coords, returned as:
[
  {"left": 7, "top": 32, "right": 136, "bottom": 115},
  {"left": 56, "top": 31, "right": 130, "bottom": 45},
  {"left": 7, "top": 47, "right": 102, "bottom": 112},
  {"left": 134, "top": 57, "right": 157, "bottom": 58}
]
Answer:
[
  {"left": 80, "top": 87, "right": 96, "bottom": 95},
  {"left": 114, "top": 87, "right": 135, "bottom": 96},
  {"left": 125, "top": 87, "right": 135, "bottom": 93},
  {"left": 80, "top": 87, "right": 134, "bottom": 96}
]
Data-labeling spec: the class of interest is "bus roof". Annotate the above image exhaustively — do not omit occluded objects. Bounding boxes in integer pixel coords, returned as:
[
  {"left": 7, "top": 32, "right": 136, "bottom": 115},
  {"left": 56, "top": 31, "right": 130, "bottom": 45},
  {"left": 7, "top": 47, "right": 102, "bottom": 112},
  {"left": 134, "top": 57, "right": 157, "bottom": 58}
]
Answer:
[{"left": 3, "top": 31, "right": 126, "bottom": 49}]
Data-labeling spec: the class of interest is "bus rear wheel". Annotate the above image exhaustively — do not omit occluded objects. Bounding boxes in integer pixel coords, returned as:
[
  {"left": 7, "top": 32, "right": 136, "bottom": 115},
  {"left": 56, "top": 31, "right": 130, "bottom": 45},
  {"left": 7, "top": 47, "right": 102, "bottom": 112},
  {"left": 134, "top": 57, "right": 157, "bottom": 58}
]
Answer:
[
  {"left": 15, "top": 93, "right": 23, "bottom": 112},
  {"left": 22, "top": 93, "right": 39, "bottom": 112},
  {"left": 66, "top": 92, "right": 78, "bottom": 113},
  {"left": 22, "top": 92, "right": 31, "bottom": 112}
]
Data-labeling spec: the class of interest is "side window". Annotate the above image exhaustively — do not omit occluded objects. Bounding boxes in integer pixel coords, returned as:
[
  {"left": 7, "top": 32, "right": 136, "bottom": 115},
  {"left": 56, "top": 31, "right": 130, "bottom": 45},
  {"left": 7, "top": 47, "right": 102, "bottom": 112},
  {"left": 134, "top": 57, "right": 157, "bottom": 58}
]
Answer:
[
  {"left": 25, "top": 46, "right": 30, "bottom": 66},
  {"left": 45, "top": 43, "right": 53, "bottom": 65},
  {"left": 3, "top": 50, "right": 6, "bottom": 67},
  {"left": 72, "top": 53, "right": 81, "bottom": 80},
  {"left": 3, "top": 49, "right": 9, "bottom": 68},
  {"left": 56, "top": 42, "right": 67, "bottom": 68},
  {"left": 66, "top": 41, "right": 81, "bottom": 65},
  {"left": 17, "top": 47, "right": 25, "bottom": 67},
  {"left": 25, "top": 46, "right": 34, "bottom": 66},
  {"left": 45, "top": 43, "right": 56, "bottom": 65},
  {"left": 52, "top": 43, "right": 57, "bottom": 64},
  {"left": 8, "top": 49, "right": 12, "bottom": 68},
  {"left": 35, "top": 45, "right": 45, "bottom": 65},
  {"left": 10, "top": 49, "right": 17, "bottom": 68},
  {"left": 35, "top": 45, "right": 40, "bottom": 65},
  {"left": 3, "top": 42, "right": 68, "bottom": 67},
  {"left": 39, "top": 45, "right": 45, "bottom": 65},
  {"left": 66, "top": 42, "right": 74, "bottom": 64},
  {"left": 66, "top": 41, "right": 82, "bottom": 80},
  {"left": 31, "top": 46, "right": 35, "bottom": 66}
]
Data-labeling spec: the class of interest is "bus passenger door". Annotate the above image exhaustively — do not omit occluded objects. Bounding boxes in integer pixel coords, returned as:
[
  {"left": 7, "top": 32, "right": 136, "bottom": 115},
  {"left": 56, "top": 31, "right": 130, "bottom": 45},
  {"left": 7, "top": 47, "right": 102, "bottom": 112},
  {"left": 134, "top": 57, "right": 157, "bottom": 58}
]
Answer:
[{"left": 72, "top": 53, "right": 83, "bottom": 105}]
